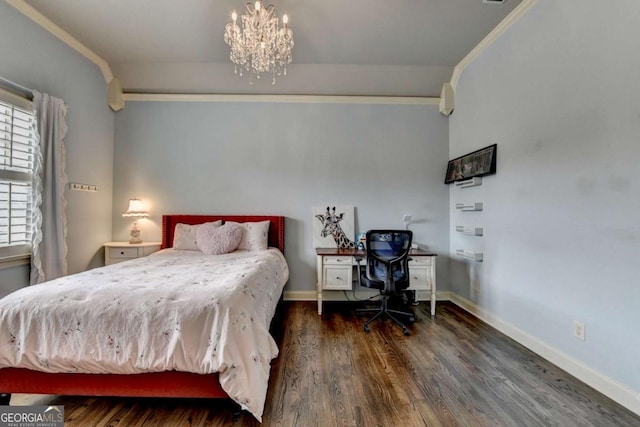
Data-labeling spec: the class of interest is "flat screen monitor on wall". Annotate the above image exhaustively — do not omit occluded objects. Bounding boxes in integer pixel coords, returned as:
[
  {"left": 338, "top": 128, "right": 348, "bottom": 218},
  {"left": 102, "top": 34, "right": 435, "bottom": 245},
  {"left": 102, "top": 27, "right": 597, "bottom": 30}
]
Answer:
[{"left": 445, "top": 144, "right": 497, "bottom": 184}]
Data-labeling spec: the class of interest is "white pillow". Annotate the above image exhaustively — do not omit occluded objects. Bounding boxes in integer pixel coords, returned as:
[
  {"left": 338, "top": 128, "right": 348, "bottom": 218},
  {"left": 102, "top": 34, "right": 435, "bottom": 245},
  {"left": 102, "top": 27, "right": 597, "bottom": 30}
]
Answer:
[
  {"left": 196, "top": 222, "right": 243, "bottom": 255},
  {"left": 227, "top": 220, "right": 270, "bottom": 251},
  {"left": 173, "top": 220, "right": 222, "bottom": 250}
]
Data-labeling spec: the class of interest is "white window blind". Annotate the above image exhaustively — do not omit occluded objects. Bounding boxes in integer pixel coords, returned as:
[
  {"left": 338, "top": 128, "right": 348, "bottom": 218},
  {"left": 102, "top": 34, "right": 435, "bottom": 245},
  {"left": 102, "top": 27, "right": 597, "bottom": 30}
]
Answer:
[{"left": 0, "top": 91, "right": 36, "bottom": 255}]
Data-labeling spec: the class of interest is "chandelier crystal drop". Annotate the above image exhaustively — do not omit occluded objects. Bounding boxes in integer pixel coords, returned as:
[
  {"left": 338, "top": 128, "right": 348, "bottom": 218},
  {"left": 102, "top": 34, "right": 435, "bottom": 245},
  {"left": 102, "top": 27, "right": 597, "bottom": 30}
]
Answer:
[{"left": 224, "top": 1, "right": 294, "bottom": 85}]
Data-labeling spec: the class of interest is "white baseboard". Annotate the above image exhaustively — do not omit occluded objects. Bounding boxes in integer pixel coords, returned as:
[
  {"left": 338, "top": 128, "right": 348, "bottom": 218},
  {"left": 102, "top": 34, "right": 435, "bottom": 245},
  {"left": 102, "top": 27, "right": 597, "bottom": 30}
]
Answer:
[
  {"left": 283, "top": 290, "right": 451, "bottom": 302},
  {"left": 449, "top": 293, "right": 640, "bottom": 417},
  {"left": 282, "top": 290, "right": 317, "bottom": 301}
]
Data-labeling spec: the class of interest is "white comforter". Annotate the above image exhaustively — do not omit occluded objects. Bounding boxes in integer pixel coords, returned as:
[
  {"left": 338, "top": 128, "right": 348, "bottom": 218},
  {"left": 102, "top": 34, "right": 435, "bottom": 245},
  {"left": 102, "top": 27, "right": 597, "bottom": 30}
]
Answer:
[{"left": 0, "top": 248, "right": 289, "bottom": 422}]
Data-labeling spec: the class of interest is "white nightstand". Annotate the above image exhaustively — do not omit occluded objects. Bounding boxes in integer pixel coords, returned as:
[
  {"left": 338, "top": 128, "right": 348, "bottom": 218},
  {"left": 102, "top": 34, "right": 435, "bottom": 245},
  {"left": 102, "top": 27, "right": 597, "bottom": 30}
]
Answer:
[{"left": 104, "top": 241, "right": 162, "bottom": 265}]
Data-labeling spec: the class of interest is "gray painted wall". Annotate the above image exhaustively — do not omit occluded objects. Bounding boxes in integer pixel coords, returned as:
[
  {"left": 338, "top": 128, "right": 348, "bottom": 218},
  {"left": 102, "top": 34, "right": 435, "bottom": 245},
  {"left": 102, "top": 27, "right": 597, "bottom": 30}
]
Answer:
[
  {"left": 0, "top": 265, "right": 30, "bottom": 298},
  {"left": 113, "top": 101, "right": 449, "bottom": 295},
  {"left": 0, "top": 2, "right": 114, "bottom": 293},
  {"left": 449, "top": 0, "right": 640, "bottom": 393}
]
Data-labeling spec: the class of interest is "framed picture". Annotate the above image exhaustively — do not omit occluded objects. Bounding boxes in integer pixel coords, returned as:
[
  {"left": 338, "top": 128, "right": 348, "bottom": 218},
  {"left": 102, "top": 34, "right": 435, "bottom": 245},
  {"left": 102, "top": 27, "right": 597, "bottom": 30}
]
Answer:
[
  {"left": 445, "top": 144, "right": 497, "bottom": 184},
  {"left": 313, "top": 206, "right": 355, "bottom": 249}
]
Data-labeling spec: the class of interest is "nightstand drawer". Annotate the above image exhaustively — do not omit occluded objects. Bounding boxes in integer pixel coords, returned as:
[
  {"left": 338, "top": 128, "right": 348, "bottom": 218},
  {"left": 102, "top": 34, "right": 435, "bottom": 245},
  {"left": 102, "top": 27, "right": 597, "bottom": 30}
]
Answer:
[
  {"left": 108, "top": 247, "right": 139, "bottom": 259},
  {"left": 104, "top": 242, "right": 161, "bottom": 266}
]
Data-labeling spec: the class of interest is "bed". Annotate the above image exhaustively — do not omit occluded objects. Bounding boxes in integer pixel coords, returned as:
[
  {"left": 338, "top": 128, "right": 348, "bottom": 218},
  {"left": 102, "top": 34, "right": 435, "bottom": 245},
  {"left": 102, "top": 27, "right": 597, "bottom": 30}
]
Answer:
[{"left": 0, "top": 214, "right": 287, "bottom": 422}]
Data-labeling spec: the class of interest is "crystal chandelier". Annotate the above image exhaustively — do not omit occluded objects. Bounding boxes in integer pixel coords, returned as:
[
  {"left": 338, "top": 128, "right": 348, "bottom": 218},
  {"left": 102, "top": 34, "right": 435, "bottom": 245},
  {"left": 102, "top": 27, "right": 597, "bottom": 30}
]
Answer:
[{"left": 224, "top": 1, "right": 294, "bottom": 85}]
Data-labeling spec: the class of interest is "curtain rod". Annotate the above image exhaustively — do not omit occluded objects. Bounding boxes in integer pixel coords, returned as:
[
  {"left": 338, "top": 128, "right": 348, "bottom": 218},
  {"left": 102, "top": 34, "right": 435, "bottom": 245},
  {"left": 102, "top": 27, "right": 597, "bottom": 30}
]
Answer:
[{"left": 0, "top": 76, "right": 33, "bottom": 100}]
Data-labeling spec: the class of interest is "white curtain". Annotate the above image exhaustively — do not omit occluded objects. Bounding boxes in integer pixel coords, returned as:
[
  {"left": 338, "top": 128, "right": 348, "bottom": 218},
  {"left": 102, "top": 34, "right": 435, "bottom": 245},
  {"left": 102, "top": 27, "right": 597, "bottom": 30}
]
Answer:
[{"left": 30, "top": 91, "right": 68, "bottom": 285}]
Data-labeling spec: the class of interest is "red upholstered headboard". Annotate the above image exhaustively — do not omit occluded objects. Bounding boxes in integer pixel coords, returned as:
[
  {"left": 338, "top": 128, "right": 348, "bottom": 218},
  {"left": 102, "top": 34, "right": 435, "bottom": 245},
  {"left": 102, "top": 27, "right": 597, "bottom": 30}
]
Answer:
[{"left": 161, "top": 215, "right": 285, "bottom": 253}]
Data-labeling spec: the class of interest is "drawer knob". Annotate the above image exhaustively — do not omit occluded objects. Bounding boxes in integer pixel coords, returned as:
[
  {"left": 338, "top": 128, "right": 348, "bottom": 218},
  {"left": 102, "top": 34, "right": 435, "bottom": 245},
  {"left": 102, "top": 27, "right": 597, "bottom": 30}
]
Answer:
[
  {"left": 120, "top": 251, "right": 125, "bottom": 255},
  {"left": 336, "top": 276, "right": 342, "bottom": 280}
]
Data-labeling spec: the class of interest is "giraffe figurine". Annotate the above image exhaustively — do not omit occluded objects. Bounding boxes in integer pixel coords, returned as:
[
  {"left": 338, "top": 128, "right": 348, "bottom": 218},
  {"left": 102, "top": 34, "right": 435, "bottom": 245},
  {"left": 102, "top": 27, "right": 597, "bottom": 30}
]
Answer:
[{"left": 315, "top": 206, "right": 356, "bottom": 249}]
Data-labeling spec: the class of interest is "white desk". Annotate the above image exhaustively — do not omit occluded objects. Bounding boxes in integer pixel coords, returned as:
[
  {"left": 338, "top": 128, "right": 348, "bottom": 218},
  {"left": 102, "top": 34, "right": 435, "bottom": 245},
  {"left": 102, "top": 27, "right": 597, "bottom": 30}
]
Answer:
[{"left": 315, "top": 248, "right": 437, "bottom": 316}]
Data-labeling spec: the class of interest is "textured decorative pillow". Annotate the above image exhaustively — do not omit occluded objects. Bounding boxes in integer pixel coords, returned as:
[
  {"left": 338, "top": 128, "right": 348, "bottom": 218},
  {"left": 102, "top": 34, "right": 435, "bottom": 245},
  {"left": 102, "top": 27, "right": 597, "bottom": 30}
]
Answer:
[
  {"left": 173, "top": 221, "right": 222, "bottom": 250},
  {"left": 227, "top": 220, "right": 270, "bottom": 251},
  {"left": 196, "top": 222, "right": 243, "bottom": 255}
]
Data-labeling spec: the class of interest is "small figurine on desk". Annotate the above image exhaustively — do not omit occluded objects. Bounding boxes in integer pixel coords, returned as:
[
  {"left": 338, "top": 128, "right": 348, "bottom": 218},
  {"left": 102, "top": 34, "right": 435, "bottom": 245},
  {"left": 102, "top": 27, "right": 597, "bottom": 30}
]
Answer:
[{"left": 357, "top": 232, "right": 366, "bottom": 250}]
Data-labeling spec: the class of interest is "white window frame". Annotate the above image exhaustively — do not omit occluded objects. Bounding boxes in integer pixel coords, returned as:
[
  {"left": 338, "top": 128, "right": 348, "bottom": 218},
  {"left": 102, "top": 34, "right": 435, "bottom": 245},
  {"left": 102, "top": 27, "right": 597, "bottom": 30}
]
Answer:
[{"left": 0, "top": 87, "right": 35, "bottom": 268}]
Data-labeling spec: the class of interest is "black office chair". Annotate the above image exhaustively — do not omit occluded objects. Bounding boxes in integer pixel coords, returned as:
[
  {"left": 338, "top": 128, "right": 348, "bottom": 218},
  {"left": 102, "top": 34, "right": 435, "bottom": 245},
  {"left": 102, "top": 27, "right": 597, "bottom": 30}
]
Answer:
[{"left": 356, "top": 230, "right": 415, "bottom": 336}]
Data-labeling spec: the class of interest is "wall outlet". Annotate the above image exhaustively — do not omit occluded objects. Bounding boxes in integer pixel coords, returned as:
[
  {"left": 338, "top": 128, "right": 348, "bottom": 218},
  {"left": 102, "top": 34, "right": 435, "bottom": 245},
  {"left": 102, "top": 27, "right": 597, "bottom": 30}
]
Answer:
[{"left": 573, "top": 321, "right": 586, "bottom": 341}]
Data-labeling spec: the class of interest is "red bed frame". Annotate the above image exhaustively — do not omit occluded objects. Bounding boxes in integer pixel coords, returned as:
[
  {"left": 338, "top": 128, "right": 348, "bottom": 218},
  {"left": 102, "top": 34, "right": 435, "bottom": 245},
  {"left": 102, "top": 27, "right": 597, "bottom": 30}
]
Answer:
[{"left": 0, "top": 215, "right": 286, "bottom": 406}]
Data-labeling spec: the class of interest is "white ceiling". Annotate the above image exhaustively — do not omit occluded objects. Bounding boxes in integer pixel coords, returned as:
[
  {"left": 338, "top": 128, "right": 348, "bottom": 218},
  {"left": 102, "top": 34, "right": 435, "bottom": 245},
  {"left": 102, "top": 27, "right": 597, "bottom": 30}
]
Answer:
[{"left": 24, "top": 0, "right": 522, "bottom": 96}]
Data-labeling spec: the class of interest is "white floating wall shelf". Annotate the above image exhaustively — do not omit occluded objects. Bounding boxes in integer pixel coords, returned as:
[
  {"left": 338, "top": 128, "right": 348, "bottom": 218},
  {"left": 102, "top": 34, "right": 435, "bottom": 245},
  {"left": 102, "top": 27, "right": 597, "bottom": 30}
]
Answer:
[
  {"left": 456, "top": 202, "right": 483, "bottom": 211},
  {"left": 456, "top": 250, "right": 483, "bottom": 262},
  {"left": 456, "top": 226, "right": 484, "bottom": 236},
  {"left": 455, "top": 177, "right": 482, "bottom": 188}
]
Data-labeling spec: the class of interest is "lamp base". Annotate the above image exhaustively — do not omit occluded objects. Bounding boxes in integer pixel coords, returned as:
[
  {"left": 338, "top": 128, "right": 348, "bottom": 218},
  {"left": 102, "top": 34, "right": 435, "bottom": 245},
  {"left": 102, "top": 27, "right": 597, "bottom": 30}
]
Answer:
[{"left": 129, "top": 222, "right": 142, "bottom": 244}]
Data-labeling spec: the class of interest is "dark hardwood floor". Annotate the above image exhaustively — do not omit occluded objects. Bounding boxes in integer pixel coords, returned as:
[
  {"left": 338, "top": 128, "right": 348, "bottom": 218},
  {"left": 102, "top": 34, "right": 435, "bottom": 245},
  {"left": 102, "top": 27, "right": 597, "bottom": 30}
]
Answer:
[{"left": 11, "top": 301, "right": 640, "bottom": 426}]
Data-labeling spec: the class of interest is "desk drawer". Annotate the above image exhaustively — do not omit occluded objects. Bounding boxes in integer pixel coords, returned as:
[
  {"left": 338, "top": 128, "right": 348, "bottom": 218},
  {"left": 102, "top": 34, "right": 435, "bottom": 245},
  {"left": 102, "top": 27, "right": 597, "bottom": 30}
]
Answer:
[
  {"left": 409, "top": 257, "right": 432, "bottom": 266},
  {"left": 408, "top": 267, "right": 430, "bottom": 290},
  {"left": 323, "top": 266, "right": 352, "bottom": 290},
  {"left": 108, "top": 247, "right": 138, "bottom": 259},
  {"left": 324, "top": 256, "right": 352, "bottom": 265}
]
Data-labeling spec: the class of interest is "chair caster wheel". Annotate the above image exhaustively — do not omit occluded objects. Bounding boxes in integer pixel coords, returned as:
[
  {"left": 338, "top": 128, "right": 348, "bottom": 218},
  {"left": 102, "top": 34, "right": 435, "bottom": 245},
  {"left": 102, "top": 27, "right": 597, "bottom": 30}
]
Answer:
[
  {"left": 364, "top": 325, "right": 370, "bottom": 333},
  {"left": 408, "top": 316, "right": 415, "bottom": 323},
  {"left": 403, "top": 328, "right": 410, "bottom": 336}
]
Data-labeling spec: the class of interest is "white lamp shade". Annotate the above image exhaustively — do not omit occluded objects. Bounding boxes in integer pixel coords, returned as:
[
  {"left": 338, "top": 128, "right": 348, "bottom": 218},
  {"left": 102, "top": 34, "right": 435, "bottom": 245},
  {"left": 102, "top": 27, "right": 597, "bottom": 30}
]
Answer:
[{"left": 122, "top": 198, "right": 149, "bottom": 218}]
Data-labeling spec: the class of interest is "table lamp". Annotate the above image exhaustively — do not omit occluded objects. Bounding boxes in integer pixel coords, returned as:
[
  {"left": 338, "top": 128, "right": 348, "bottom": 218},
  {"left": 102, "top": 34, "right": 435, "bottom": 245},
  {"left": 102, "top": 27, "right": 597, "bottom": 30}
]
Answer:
[{"left": 122, "top": 198, "right": 149, "bottom": 244}]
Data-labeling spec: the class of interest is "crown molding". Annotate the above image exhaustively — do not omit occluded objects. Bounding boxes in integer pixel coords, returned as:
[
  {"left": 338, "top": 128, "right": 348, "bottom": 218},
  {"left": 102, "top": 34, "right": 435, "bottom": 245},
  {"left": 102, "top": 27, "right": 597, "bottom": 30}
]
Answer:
[
  {"left": 6, "top": 0, "right": 113, "bottom": 83},
  {"left": 7, "top": 0, "right": 534, "bottom": 110},
  {"left": 450, "top": 0, "right": 539, "bottom": 89},
  {"left": 123, "top": 93, "right": 440, "bottom": 105}
]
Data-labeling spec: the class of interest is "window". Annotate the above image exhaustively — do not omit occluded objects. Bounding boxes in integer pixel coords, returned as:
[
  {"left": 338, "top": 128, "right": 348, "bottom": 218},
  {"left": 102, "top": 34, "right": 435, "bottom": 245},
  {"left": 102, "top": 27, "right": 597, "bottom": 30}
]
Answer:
[{"left": 0, "top": 89, "right": 36, "bottom": 260}]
